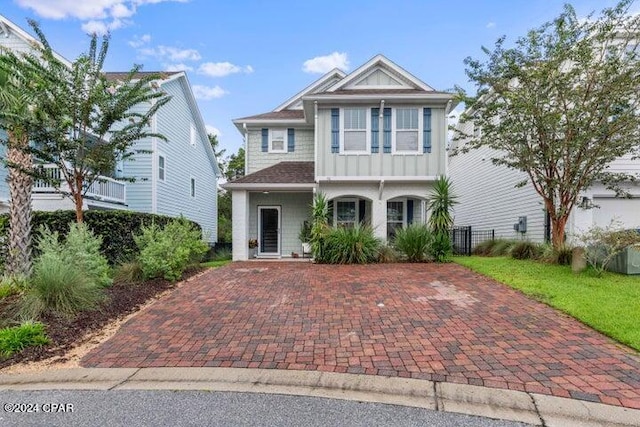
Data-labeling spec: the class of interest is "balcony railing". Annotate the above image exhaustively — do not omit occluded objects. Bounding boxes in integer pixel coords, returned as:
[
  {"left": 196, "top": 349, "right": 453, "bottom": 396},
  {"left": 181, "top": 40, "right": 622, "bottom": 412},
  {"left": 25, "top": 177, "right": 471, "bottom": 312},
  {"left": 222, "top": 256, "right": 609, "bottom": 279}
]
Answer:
[{"left": 33, "top": 164, "right": 126, "bottom": 205}]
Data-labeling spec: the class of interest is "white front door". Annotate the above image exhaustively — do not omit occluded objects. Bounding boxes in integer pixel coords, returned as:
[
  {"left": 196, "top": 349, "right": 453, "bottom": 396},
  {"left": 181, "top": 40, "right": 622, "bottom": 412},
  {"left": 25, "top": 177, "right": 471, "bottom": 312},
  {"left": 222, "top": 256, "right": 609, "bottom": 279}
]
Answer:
[{"left": 258, "top": 206, "right": 281, "bottom": 256}]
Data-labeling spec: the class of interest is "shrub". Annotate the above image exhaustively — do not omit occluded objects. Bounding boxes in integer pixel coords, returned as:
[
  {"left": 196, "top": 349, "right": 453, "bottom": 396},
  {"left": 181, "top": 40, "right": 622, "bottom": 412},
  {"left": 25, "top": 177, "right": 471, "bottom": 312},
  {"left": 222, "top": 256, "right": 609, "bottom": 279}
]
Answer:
[
  {"left": 576, "top": 223, "right": 640, "bottom": 276},
  {"left": 0, "top": 210, "right": 202, "bottom": 265},
  {"left": 21, "top": 254, "right": 106, "bottom": 319},
  {"left": 489, "top": 239, "right": 517, "bottom": 256},
  {"left": 0, "top": 321, "right": 49, "bottom": 359},
  {"left": 510, "top": 241, "right": 542, "bottom": 260},
  {"left": 393, "top": 224, "right": 432, "bottom": 262},
  {"left": 377, "top": 244, "right": 400, "bottom": 263},
  {"left": 473, "top": 239, "right": 498, "bottom": 256},
  {"left": 539, "top": 243, "right": 573, "bottom": 265},
  {"left": 321, "top": 224, "right": 380, "bottom": 264},
  {"left": 310, "top": 193, "right": 331, "bottom": 261},
  {"left": 135, "top": 217, "right": 209, "bottom": 281},
  {"left": 0, "top": 275, "right": 28, "bottom": 300},
  {"left": 113, "top": 261, "right": 144, "bottom": 285}
]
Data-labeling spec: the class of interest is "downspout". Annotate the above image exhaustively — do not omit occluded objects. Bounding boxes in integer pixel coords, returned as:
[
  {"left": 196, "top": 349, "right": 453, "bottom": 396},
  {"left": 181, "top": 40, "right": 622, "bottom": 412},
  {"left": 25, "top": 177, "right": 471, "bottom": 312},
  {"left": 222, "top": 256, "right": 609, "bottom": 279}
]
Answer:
[
  {"left": 314, "top": 101, "right": 318, "bottom": 193},
  {"left": 243, "top": 122, "right": 248, "bottom": 177},
  {"left": 379, "top": 100, "right": 385, "bottom": 173},
  {"left": 151, "top": 101, "right": 158, "bottom": 214},
  {"left": 444, "top": 100, "right": 453, "bottom": 177}
]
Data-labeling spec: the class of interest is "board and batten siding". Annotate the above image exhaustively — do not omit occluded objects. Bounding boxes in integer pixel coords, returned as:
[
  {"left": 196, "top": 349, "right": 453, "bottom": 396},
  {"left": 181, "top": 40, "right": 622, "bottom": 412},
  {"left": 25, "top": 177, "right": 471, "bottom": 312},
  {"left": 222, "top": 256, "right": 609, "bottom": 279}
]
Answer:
[
  {"left": 246, "top": 129, "right": 314, "bottom": 175},
  {"left": 248, "top": 192, "right": 313, "bottom": 256},
  {"left": 448, "top": 122, "right": 546, "bottom": 242},
  {"left": 316, "top": 107, "right": 447, "bottom": 178},
  {"left": 153, "top": 78, "right": 218, "bottom": 243}
]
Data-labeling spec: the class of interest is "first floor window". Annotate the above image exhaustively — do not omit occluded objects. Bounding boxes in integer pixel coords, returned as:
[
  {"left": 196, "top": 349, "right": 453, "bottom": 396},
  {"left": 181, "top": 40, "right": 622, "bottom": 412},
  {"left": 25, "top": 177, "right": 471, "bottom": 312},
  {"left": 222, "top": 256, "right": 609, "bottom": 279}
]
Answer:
[
  {"left": 387, "top": 201, "right": 405, "bottom": 240},
  {"left": 158, "top": 155, "right": 165, "bottom": 181},
  {"left": 269, "top": 128, "right": 286, "bottom": 152},
  {"left": 335, "top": 199, "right": 357, "bottom": 228},
  {"left": 395, "top": 108, "right": 419, "bottom": 152},
  {"left": 343, "top": 108, "right": 367, "bottom": 152},
  {"left": 190, "top": 177, "right": 196, "bottom": 197}
]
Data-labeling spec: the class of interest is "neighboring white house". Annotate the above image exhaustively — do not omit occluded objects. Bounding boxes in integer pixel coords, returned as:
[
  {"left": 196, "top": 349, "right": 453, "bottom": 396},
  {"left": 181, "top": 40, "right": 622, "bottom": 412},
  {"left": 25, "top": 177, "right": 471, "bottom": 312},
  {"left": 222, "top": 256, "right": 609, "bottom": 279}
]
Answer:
[
  {"left": 0, "top": 15, "right": 220, "bottom": 243},
  {"left": 224, "top": 55, "right": 456, "bottom": 260},
  {"left": 448, "top": 118, "right": 640, "bottom": 244}
]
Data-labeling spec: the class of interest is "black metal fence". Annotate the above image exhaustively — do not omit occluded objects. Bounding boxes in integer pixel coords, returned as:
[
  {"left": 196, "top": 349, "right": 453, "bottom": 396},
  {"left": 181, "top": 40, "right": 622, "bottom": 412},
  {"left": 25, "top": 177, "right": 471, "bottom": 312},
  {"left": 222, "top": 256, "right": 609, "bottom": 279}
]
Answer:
[{"left": 451, "top": 226, "right": 495, "bottom": 256}]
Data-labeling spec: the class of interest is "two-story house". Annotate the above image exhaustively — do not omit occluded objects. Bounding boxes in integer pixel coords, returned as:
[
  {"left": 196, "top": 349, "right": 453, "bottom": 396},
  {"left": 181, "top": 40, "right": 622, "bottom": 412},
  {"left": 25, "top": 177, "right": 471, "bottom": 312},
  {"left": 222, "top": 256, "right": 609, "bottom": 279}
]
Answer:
[
  {"left": 0, "top": 15, "right": 220, "bottom": 243},
  {"left": 224, "top": 55, "right": 456, "bottom": 260}
]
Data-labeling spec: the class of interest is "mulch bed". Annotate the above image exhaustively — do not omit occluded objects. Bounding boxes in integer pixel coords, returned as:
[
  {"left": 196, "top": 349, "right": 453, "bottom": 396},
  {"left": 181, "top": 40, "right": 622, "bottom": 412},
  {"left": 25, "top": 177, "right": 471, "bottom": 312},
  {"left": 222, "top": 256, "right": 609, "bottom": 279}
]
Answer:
[{"left": 0, "top": 268, "right": 204, "bottom": 370}]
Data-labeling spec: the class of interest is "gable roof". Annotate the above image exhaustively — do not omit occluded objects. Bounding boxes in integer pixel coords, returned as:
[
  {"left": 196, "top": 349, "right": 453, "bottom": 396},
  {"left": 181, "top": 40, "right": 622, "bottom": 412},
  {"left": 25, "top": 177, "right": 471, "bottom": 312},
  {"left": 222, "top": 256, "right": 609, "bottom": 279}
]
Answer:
[
  {"left": 274, "top": 69, "right": 346, "bottom": 111},
  {"left": 0, "top": 14, "right": 70, "bottom": 66}
]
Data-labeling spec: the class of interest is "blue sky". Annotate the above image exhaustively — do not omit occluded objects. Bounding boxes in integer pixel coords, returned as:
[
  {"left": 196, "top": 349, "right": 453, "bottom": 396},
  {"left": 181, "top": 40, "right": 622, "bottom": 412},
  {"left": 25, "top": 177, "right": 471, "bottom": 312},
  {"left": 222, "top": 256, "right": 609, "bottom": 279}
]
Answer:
[{"left": 0, "top": 0, "right": 630, "bottom": 157}]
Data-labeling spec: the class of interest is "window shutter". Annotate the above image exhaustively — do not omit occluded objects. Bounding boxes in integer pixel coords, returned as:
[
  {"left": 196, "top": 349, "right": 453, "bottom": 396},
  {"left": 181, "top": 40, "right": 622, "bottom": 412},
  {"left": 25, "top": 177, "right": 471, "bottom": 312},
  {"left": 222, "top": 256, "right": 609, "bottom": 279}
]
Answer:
[
  {"left": 261, "top": 128, "right": 268, "bottom": 152},
  {"left": 423, "top": 108, "right": 432, "bottom": 153},
  {"left": 383, "top": 108, "right": 392, "bottom": 153},
  {"left": 331, "top": 108, "right": 339, "bottom": 153},
  {"left": 287, "top": 128, "right": 295, "bottom": 152},
  {"left": 359, "top": 199, "right": 366, "bottom": 223},
  {"left": 371, "top": 108, "right": 379, "bottom": 153},
  {"left": 407, "top": 200, "right": 414, "bottom": 224}
]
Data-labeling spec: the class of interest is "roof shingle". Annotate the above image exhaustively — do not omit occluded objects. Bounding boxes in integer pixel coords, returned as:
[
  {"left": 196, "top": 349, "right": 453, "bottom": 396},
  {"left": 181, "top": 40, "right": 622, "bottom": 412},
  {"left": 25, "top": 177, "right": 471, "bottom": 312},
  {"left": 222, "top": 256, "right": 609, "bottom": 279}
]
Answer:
[
  {"left": 228, "top": 161, "right": 314, "bottom": 184},
  {"left": 235, "top": 110, "right": 306, "bottom": 121}
]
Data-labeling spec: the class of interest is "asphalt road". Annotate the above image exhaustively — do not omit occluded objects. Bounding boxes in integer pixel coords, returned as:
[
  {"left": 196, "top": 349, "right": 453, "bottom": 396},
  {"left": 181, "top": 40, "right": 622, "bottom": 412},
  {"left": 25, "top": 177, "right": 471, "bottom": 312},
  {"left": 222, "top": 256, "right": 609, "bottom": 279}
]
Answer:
[{"left": 0, "top": 390, "right": 533, "bottom": 427}]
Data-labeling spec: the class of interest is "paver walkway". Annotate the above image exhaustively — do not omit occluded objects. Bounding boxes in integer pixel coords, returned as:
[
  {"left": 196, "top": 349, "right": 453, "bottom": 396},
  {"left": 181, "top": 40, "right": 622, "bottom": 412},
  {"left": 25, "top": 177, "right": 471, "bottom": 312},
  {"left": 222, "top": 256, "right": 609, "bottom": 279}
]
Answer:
[{"left": 81, "top": 262, "right": 640, "bottom": 409}]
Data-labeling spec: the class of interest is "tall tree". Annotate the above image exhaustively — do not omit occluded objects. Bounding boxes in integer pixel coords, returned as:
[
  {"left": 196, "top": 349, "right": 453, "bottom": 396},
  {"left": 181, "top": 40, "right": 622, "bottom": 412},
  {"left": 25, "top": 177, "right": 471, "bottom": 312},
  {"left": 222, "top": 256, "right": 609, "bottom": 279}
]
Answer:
[
  {"left": 15, "top": 21, "right": 171, "bottom": 223},
  {"left": 454, "top": 0, "right": 640, "bottom": 248},
  {"left": 225, "top": 147, "right": 245, "bottom": 181},
  {"left": 207, "top": 132, "right": 226, "bottom": 174}
]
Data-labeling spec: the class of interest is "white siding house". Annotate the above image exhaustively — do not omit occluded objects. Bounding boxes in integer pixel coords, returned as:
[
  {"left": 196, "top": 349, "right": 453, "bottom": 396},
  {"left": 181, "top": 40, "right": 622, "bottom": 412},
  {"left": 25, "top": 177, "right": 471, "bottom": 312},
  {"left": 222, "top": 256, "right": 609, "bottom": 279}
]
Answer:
[
  {"left": 224, "top": 55, "right": 456, "bottom": 260},
  {"left": 0, "top": 15, "right": 220, "bottom": 242}
]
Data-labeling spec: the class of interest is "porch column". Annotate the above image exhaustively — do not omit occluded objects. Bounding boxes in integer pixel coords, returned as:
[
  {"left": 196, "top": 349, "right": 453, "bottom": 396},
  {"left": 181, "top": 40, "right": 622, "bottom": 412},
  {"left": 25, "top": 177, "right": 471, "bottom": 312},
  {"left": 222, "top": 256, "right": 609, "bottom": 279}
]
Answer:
[
  {"left": 371, "top": 199, "right": 387, "bottom": 241},
  {"left": 232, "top": 190, "right": 249, "bottom": 261}
]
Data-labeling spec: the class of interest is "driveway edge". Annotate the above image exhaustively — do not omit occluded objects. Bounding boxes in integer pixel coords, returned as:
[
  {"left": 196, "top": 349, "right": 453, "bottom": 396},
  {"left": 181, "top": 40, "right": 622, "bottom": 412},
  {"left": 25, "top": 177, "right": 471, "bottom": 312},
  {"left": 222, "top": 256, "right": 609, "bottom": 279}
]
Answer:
[{"left": 2, "top": 368, "right": 639, "bottom": 426}]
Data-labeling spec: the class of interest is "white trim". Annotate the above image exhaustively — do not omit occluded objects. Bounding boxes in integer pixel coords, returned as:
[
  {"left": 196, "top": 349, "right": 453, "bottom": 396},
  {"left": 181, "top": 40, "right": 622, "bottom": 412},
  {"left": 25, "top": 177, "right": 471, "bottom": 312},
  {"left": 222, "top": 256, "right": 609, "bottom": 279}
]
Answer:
[
  {"left": 349, "top": 67, "right": 413, "bottom": 90},
  {"left": 268, "top": 128, "right": 287, "bottom": 153},
  {"left": 221, "top": 183, "right": 316, "bottom": 191},
  {"left": 317, "top": 176, "right": 439, "bottom": 182},
  {"left": 392, "top": 107, "right": 422, "bottom": 154},
  {"left": 333, "top": 198, "right": 359, "bottom": 227},
  {"left": 325, "top": 54, "right": 434, "bottom": 93},
  {"left": 340, "top": 107, "right": 370, "bottom": 154},
  {"left": 274, "top": 69, "right": 346, "bottom": 111},
  {"left": 258, "top": 205, "right": 281, "bottom": 256},
  {"left": 386, "top": 198, "right": 407, "bottom": 239},
  {"left": 157, "top": 152, "right": 166, "bottom": 183}
]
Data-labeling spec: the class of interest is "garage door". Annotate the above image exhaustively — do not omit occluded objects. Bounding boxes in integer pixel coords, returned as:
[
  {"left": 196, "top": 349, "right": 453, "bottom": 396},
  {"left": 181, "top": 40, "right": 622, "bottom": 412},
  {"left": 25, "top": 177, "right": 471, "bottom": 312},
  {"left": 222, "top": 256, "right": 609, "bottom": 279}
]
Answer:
[{"left": 593, "top": 197, "right": 640, "bottom": 229}]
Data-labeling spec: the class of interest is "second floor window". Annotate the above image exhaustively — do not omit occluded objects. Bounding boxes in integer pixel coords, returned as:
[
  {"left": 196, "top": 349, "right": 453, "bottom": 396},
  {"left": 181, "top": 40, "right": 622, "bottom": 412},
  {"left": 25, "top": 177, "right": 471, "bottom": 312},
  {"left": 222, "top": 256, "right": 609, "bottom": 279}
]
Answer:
[
  {"left": 343, "top": 108, "right": 367, "bottom": 152},
  {"left": 269, "top": 129, "right": 287, "bottom": 153},
  {"left": 395, "top": 108, "right": 419, "bottom": 152},
  {"left": 158, "top": 155, "right": 166, "bottom": 181}
]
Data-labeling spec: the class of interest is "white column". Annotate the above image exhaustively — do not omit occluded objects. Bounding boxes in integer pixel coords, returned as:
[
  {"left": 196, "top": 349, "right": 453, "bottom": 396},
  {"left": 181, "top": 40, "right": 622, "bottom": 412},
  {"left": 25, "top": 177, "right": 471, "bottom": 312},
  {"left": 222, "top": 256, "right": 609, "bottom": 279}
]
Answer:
[
  {"left": 232, "top": 190, "right": 249, "bottom": 261},
  {"left": 371, "top": 199, "right": 387, "bottom": 241}
]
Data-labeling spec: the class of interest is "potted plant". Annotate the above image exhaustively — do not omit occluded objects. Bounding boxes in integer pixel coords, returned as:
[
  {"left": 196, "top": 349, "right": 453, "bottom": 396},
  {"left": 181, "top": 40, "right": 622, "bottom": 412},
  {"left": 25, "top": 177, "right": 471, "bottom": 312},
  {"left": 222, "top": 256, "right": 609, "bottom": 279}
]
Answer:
[
  {"left": 248, "top": 238, "right": 258, "bottom": 258},
  {"left": 299, "top": 220, "right": 312, "bottom": 257}
]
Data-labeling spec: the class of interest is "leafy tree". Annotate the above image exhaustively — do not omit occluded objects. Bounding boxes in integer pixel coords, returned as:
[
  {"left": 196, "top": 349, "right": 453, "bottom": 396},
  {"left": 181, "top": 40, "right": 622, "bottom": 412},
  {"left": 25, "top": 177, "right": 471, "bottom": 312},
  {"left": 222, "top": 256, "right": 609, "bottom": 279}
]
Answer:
[
  {"left": 207, "top": 132, "right": 226, "bottom": 174},
  {"left": 225, "top": 147, "right": 245, "bottom": 181},
  {"left": 8, "top": 21, "right": 171, "bottom": 224},
  {"left": 217, "top": 190, "right": 232, "bottom": 243},
  {"left": 454, "top": 0, "right": 640, "bottom": 248}
]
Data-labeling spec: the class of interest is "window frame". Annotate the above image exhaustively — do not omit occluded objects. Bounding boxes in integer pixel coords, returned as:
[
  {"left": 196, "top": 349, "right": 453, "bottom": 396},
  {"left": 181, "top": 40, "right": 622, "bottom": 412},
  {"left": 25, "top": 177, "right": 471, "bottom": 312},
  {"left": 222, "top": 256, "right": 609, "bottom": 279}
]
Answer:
[
  {"left": 333, "top": 198, "right": 359, "bottom": 228},
  {"left": 190, "top": 123, "right": 196, "bottom": 147},
  {"left": 158, "top": 154, "right": 166, "bottom": 182},
  {"left": 268, "top": 128, "right": 287, "bottom": 153},
  {"left": 190, "top": 176, "right": 196, "bottom": 198},
  {"left": 340, "top": 107, "right": 370, "bottom": 154},
  {"left": 386, "top": 199, "right": 407, "bottom": 240},
  {"left": 392, "top": 107, "right": 422, "bottom": 154}
]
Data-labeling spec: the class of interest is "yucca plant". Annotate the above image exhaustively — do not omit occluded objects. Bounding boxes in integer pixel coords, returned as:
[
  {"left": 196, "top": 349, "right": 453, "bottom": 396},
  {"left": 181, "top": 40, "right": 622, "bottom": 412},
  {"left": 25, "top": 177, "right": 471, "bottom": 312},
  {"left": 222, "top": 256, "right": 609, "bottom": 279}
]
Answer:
[
  {"left": 393, "top": 224, "right": 432, "bottom": 262},
  {"left": 428, "top": 176, "right": 458, "bottom": 262},
  {"left": 310, "top": 192, "right": 331, "bottom": 262}
]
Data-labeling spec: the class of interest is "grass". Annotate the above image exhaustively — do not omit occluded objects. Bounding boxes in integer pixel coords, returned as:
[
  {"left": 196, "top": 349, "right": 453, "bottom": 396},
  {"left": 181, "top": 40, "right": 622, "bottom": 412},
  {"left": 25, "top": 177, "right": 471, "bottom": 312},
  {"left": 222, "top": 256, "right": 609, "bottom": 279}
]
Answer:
[
  {"left": 200, "top": 260, "right": 232, "bottom": 269},
  {"left": 454, "top": 256, "right": 640, "bottom": 352}
]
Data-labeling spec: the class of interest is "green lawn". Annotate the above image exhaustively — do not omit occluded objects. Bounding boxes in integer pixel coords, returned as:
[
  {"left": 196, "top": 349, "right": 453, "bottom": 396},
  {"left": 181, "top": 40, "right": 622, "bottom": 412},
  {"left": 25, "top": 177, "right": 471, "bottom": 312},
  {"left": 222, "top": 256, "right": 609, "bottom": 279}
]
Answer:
[
  {"left": 200, "top": 260, "right": 231, "bottom": 269},
  {"left": 454, "top": 256, "right": 640, "bottom": 352}
]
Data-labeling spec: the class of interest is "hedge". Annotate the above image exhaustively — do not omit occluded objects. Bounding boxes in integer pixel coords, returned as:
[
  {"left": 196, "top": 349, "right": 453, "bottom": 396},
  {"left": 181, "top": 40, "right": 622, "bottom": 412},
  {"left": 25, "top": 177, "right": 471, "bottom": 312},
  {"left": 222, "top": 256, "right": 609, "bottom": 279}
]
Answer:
[{"left": 0, "top": 210, "right": 202, "bottom": 265}]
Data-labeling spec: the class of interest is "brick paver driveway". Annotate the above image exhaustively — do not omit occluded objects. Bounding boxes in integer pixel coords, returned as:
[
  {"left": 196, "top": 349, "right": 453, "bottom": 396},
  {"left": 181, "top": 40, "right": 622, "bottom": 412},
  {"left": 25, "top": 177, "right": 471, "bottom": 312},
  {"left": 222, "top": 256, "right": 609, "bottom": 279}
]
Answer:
[{"left": 82, "top": 262, "right": 640, "bottom": 409}]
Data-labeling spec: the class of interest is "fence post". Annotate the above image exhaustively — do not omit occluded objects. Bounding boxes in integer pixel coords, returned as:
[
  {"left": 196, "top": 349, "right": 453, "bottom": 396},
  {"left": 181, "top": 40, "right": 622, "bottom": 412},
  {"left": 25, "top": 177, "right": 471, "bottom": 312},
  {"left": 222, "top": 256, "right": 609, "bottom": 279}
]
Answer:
[{"left": 466, "top": 226, "right": 472, "bottom": 256}]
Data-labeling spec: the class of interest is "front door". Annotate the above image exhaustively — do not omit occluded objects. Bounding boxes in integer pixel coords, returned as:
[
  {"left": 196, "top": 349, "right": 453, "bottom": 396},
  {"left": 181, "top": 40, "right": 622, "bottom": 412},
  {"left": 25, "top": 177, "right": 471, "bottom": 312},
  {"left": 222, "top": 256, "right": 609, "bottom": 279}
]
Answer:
[{"left": 258, "top": 206, "right": 280, "bottom": 256}]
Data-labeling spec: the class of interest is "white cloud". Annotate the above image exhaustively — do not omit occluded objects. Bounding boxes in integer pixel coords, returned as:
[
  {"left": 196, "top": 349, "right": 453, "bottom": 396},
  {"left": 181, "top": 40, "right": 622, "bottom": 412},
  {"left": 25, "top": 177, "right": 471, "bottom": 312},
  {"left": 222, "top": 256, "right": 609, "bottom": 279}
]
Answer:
[
  {"left": 197, "top": 62, "right": 253, "bottom": 77},
  {"left": 164, "top": 63, "right": 193, "bottom": 72},
  {"left": 128, "top": 34, "right": 151, "bottom": 48},
  {"left": 205, "top": 125, "right": 221, "bottom": 137},
  {"left": 139, "top": 45, "right": 201, "bottom": 61},
  {"left": 486, "top": 22, "right": 496, "bottom": 29},
  {"left": 302, "top": 52, "right": 349, "bottom": 74},
  {"left": 15, "top": 0, "right": 188, "bottom": 31},
  {"left": 192, "top": 85, "right": 227, "bottom": 100}
]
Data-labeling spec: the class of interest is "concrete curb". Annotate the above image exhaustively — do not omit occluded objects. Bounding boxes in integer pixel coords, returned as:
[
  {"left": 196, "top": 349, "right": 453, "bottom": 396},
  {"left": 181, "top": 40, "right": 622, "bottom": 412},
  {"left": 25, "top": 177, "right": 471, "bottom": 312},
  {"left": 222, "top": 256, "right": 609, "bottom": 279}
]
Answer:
[{"left": 1, "top": 368, "right": 639, "bottom": 426}]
